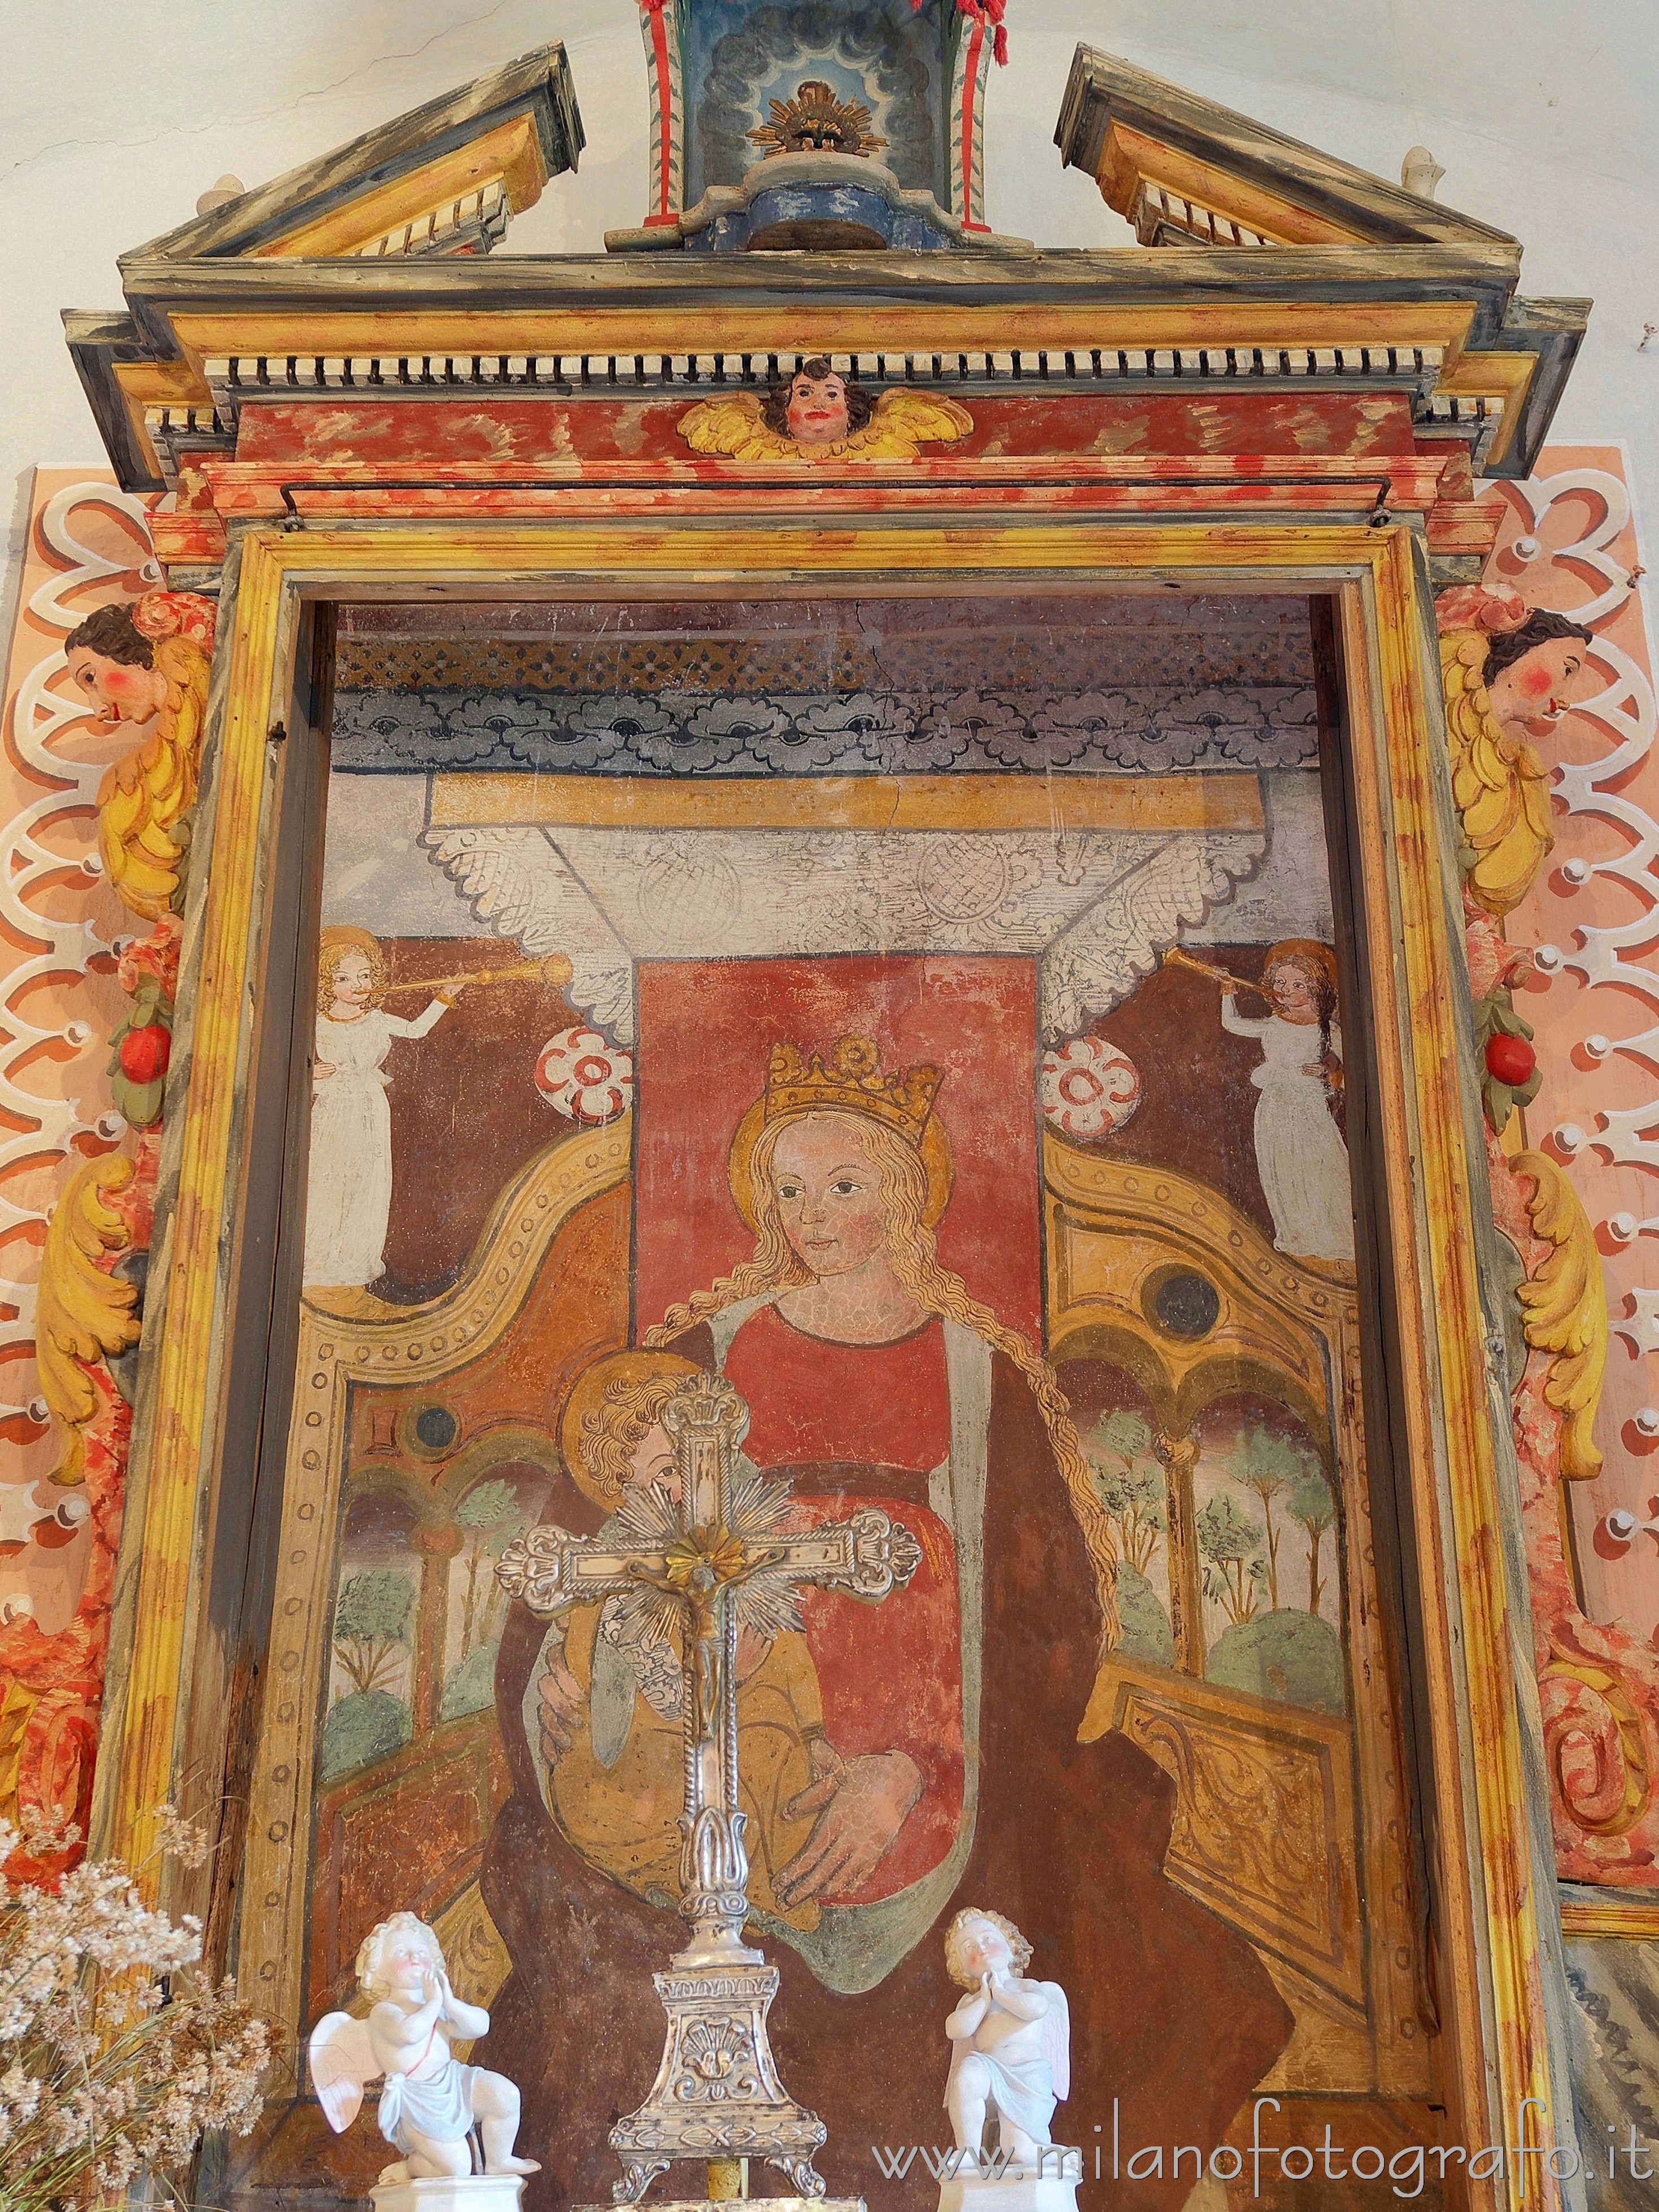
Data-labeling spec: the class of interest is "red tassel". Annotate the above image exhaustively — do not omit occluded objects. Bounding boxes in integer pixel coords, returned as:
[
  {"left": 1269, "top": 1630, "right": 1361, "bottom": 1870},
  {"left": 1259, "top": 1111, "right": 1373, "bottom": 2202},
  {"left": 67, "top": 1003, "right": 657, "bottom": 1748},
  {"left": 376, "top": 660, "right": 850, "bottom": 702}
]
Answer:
[{"left": 992, "top": 22, "right": 1007, "bottom": 62}]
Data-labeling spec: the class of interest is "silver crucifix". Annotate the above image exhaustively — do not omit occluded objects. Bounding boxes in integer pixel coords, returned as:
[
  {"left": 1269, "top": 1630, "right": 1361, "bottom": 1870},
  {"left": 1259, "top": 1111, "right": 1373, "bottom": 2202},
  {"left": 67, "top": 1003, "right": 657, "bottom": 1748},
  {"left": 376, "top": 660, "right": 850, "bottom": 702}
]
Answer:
[{"left": 497, "top": 1369, "right": 922, "bottom": 2206}]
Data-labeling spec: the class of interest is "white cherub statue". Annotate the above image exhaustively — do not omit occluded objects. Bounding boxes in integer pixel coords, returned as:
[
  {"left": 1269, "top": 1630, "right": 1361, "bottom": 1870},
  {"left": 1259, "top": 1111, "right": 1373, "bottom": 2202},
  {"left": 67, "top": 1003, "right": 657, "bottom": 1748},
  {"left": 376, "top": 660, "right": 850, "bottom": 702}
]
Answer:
[
  {"left": 309, "top": 1912, "right": 539, "bottom": 2187},
  {"left": 943, "top": 1908, "right": 1071, "bottom": 2172}
]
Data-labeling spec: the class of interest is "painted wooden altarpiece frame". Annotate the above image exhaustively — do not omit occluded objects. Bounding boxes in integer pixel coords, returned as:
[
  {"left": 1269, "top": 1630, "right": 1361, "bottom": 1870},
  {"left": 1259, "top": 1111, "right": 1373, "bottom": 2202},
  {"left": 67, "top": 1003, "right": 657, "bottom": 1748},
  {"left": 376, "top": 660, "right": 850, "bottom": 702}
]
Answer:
[
  {"left": 41, "top": 22, "right": 1617, "bottom": 2212},
  {"left": 95, "top": 513, "right": 1562, "bottom": 2206}
]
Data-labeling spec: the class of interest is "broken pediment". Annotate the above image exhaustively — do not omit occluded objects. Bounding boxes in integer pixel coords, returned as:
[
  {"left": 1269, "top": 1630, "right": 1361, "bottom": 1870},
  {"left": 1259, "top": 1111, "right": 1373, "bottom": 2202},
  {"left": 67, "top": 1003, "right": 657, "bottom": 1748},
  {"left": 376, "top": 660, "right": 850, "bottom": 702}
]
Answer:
[
  {"left": 126, "top": 43, "right": 582, "bottom": 268},
  {"left": 1055, "top": 43, "right": 1588, "bottom": 475},
  {"left": 64, "top": 42, "right": 582, "bottom": 489},
  {"left": 1056, "top": 45, "right": 1511, "bottom": 251}
]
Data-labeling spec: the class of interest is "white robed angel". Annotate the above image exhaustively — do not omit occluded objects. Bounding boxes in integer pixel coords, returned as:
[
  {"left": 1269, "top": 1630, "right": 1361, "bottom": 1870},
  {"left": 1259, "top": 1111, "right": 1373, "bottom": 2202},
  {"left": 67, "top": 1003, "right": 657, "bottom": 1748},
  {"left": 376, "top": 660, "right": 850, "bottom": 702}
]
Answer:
[
  {"left": 1218, "top": 938, "right": 1355, "bottom": 1266},
  {"left": 304, "top": 926, "right": 455, "bottom": 1291},
  {"left": 943, "top": 1909, "right": 1070, "bottom": 2171},
  {"left": 308, "top": 1912, "right": 538, "bottom": 2183}
]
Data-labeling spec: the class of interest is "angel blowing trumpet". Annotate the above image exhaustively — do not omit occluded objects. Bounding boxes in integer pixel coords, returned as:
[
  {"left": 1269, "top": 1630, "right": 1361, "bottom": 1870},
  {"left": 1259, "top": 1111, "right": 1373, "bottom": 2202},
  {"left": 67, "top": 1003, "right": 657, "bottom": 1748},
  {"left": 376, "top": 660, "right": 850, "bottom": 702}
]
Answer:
[{"left": 309, "top": 1912, "right": 538, "bottom": 2187}]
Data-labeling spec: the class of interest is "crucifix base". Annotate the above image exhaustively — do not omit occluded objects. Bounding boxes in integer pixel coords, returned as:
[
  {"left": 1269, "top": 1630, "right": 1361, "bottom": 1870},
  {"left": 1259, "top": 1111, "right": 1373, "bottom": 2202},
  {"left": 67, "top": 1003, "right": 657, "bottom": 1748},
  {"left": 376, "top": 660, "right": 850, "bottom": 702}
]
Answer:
[{"left": 605, "top": 1964, "right": 834, "bottom": 2205}]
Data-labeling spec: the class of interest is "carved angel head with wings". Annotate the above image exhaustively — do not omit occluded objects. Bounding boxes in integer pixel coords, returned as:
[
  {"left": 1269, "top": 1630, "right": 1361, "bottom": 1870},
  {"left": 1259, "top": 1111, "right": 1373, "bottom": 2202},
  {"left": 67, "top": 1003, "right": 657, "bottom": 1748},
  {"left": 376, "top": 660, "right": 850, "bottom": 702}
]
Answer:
[
  {"left": 765, "top": 359, "right": 876, "bottom": 448},
  {"left": 679, "top": 361, "right": 972, "bottom": 464}
]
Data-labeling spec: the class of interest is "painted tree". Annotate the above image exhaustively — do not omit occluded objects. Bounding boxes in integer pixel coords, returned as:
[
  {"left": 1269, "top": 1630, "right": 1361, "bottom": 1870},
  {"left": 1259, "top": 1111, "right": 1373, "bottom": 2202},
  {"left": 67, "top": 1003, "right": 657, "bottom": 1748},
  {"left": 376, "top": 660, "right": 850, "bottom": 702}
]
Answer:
[
  {"left": 1227, "top": 1424, "right": 1322, "bottom": 1611},
  {"left": 1197, "top": 1492, "right": 1265, "bottom": 1626},
  {"left": 331, "top": 1568, "right": 416, "bottom": 1697},
  {"left": 454, "top": 1479, "right": 527, "bottom": 1662},
  {"left": 1289, "top": 1468, "right": 1338, "bottom": 1617},
  {"left": 1086, "top": 1408, "right": 1164, "bottom": 1574}
]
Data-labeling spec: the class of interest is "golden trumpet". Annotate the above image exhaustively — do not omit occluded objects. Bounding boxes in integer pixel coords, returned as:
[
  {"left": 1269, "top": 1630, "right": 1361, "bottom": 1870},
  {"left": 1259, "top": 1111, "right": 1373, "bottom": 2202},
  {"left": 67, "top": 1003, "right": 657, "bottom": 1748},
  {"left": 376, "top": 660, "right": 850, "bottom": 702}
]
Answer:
[
  {"left": 1162, "top": 947, "right": 1271, "bottom": 998},
  {"left": 377, "top": 952, "right": 574, "bottom": 997}
]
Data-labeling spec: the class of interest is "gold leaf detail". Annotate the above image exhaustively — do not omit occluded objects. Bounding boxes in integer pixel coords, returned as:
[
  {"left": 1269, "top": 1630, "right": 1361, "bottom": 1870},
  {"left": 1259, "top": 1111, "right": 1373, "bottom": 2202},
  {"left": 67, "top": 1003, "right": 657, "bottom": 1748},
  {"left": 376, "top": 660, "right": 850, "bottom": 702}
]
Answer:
[
  {"left": 97, "top": 633, "right": 211, "bottom": 922},
  {"left": 34, "top": 1152, "right": 141, "bottom": 1483},
  {"left": 747, "top": 80, "right": 887, "bottom": 161},
  {"left": 1440, "top": 629, "right": 1555, "bottom": 916},
  {"left": 1514, "top": 1149, "right": 1608, "bottom": 1479}
]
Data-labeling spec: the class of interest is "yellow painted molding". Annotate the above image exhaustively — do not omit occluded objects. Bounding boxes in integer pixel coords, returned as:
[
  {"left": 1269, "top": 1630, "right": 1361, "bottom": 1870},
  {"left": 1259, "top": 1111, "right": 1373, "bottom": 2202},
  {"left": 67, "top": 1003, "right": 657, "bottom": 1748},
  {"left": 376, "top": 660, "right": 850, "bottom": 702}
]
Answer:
[
  {"left": 112, "top": 360, "right": 211, "bottom": 480},
  {"left": 1559, "top": 1894, "right": 1659, "bottom": 1939},
  {"left": 252, "top": 116, "right": 546, "bottom": 259},
  {"left": 166, "top": 298, "right": 1481, "bottom": 373},
  {"left": 1342, "top": 533, "right": 1556, "bottom": 2202},
  {"left": 429, "top": 769, "right": 1265, "bottom": 835},
  {"left": 1438, "top": 351, "right": 1538, "bottom": 469},
  {"left": 105, "top": 530, "right": 282, "bottom": 1879},
  {"left": 1098, "top": 123, "right": 1361, "bottom": 246}
]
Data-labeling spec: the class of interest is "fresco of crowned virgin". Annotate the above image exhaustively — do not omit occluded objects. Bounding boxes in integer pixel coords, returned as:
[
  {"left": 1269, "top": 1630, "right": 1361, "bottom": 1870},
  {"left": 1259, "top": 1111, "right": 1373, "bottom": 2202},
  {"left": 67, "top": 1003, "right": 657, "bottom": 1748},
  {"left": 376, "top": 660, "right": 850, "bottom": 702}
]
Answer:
[
  {"left": 482, "top": 1005, "right": 1290, "bottom": 2200},
  {"left": 251, "top": 588, "right": 1433, "bottom": 2211}
]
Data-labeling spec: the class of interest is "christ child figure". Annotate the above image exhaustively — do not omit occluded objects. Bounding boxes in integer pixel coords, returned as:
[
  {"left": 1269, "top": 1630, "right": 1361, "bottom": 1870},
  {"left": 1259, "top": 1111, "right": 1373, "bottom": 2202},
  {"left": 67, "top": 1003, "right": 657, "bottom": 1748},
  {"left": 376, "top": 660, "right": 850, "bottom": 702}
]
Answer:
[
  {"left": 318, "top": 1911, "right": 539, "bottom": 2183},
  {"left": 943, "top": 1908, "right": 1070, "bottom": 2169},
  {"left": 538, "top": 1348, "right": 830, "bottom": 1928}
]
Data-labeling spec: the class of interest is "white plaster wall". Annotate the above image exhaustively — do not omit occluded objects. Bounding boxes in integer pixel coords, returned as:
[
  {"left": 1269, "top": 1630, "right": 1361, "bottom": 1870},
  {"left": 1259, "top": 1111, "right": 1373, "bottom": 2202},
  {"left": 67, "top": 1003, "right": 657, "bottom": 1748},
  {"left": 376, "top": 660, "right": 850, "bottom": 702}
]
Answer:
[{"left": 2, "top": 0, "right": 1655, "bottom": 589}]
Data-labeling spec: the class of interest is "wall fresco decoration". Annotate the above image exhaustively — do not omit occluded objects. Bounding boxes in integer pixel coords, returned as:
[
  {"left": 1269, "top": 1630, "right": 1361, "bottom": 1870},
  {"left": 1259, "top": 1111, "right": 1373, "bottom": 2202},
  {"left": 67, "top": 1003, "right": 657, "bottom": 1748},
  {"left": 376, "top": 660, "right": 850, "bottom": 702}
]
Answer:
[
  {"left": 1443, "top": 454, "right": 1659, "bottom": 1895},
  {"left": 227, "top": 579, "right": 1446, "bottom": 2206},
  {"left": 331, "top": 596, "right": 1320, "bottom": 779}
]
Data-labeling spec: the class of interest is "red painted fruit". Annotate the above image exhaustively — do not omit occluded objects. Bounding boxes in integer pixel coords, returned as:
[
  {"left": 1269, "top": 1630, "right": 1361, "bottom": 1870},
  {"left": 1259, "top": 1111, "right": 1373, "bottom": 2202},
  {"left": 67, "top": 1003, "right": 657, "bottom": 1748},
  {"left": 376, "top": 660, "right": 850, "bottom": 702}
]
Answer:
[
  {"left": 119, "top": 1024, "right": 171, "bottom": 1084},
  {"left": 1485, "top": 1031, "right": 1536, "bottom": 1087}
]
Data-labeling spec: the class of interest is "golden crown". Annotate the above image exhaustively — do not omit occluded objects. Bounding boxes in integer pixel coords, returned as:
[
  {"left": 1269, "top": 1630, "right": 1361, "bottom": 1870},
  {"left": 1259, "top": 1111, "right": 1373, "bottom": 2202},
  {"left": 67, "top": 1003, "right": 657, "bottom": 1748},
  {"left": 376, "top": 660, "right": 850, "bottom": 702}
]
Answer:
[{"left": 764, "top": 1035, "right": 943, "bottom": 1146}]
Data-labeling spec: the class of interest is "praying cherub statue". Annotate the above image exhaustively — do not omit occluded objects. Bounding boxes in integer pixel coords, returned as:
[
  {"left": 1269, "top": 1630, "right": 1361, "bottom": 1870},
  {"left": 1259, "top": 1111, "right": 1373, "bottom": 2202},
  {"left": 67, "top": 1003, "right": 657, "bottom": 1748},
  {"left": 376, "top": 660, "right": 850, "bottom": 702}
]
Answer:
[
  {"left": 943, "top": 1909, "right": 1071, "bottom": 2172},
  {"left": 308, "top": 1912, "right": 539, "bottom": 2185}
]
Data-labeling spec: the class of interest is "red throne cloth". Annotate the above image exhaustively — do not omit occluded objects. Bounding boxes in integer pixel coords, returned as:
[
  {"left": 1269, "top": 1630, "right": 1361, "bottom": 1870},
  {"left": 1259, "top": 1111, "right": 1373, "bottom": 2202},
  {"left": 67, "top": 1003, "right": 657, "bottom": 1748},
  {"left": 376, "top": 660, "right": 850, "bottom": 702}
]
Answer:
[{"left": 482, "top": 954, "right": 1291, "bottom": 2208}]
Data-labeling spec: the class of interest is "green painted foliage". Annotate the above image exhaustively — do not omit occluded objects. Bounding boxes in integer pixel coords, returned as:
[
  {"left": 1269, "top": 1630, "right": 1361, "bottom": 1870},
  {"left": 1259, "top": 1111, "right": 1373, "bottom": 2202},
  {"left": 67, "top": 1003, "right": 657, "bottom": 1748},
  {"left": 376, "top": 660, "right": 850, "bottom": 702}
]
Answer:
[
  {"left": 320, "top": 1688, "right": 412, "bottom": 1781},
  {"left": 334, "top": 1568, "right": 415, "bottom": 1646},
  {"left": 1196, "top": 1492, "right": 1261, "bottom": 1563},
  {"left": 1114, "top": 1562, "right": 1175, "bottom": 1668},
  {"left": 1207, "top": 1608, "right": 1346, "bottom": 1716}
]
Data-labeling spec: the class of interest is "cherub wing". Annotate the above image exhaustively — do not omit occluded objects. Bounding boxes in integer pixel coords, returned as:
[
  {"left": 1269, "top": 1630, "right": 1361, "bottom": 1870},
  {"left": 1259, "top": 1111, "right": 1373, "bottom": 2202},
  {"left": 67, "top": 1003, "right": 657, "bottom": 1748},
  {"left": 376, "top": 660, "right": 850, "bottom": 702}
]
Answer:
[
  {"left": 677, "top": 392, "right": 792, "bottom": 461},
  {"left": 863, "top": 388, "right": 975, "bottom": 457},
  {"left": 420, "top": 824, "right": 633, "bottom": 1041},
  {"left": 1041, "top": 1982, "right": 1070, "bottom": 2105},
  {"left": 308, "top": 2011, "right": 381, "bottom": 2135}
]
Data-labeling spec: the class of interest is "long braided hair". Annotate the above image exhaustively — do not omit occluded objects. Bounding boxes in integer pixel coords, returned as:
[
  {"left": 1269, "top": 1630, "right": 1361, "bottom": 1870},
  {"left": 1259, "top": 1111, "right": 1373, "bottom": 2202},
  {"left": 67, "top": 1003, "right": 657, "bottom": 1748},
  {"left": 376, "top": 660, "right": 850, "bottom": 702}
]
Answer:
[{"left": 645, "top": 1107, "right": 1119, "bottom": 1649}]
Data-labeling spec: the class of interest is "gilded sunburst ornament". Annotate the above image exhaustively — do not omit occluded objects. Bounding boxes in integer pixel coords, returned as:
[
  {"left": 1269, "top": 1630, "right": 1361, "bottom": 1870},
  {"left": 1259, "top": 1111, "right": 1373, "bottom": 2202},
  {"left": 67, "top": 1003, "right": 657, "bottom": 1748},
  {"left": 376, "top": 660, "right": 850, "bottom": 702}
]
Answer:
[{"left": 748, "top": 79, "right": 887, "bottom": 160}]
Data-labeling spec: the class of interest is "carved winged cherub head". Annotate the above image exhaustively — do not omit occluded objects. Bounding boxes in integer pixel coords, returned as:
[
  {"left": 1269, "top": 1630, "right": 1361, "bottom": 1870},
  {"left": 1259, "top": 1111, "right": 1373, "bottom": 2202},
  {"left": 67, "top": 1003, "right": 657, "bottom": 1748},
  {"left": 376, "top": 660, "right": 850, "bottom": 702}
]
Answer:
[{"left": 761, "top": 359, "right": 877, "bottom": 449}]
